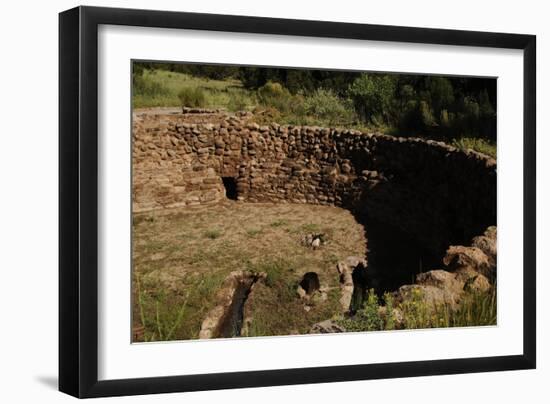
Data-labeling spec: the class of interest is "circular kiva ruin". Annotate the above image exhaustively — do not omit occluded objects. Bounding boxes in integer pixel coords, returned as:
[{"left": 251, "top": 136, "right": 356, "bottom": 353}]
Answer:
[{"left": 133, "top": 108, "right": 497, "bottom": 338}]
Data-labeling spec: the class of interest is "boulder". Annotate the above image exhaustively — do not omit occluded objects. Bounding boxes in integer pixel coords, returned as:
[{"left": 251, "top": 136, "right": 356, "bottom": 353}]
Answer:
[
  {"left": 394, "top": 284, "right": 462, "bottom": 309},
  {"left": 309, "top": 320, "right": 345, "bottom": 334},
  {"left": 443, "top": 245, "right": 493, "bottom": 280},
  {"left": 471, "top": 226, "right": 497, "bottom": 269},
  {"left": 336, "top": 256, "right": 367, "bottom": 312},
  {"left": 415, "top": 269, "right": 464, "bottom": 296},
  {"left": 455, "top": 267, "right": 491, "bottom": 292}
]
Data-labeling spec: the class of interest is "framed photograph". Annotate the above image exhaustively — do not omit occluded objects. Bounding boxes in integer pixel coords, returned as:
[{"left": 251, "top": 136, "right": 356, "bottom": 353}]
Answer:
[{"left": 59, "top": 6, "right": 536, "bottom": 398}]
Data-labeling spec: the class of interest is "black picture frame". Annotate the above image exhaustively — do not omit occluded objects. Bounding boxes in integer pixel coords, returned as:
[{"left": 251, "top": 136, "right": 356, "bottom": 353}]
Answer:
[{"left": 59, "top": 5, "right": 536, "bottom": 398}]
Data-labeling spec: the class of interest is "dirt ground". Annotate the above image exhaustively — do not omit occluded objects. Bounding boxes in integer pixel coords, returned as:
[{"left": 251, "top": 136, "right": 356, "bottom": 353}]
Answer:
[{"left": 132, "top": 201, "right": 366, "bottom": 341}]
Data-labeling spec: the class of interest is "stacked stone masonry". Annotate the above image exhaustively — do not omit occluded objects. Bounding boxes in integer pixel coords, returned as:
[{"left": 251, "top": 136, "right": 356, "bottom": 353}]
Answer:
[{"left": 133, "top": 110, "right": 496, "bottom": 254}]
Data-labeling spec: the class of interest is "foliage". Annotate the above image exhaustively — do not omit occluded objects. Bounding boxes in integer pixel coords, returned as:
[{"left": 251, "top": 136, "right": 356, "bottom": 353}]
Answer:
[
  {"left": 178, "top": 87, "right": 206, "bottom": 108},
  {"left": 400, "top": 287, "right": 431, "bottom": 329},
  {"left": 133, "top": 73, "right": 170, "bottom": 99},
  {"left": 348, "top": 74, "right": 397, "bottom": 125},
  {"left": 133, "top": 62, "right": 497, "bottom": 147},
  {"left": 227, "top": 91, "right": 249, "bottom": 112},
  {"left": 336, "top": 286, "right": 497, "bottom": 332},
  {"left": 451, "top": 137, "right": 496, "bottom": 158},
  {"left": 383, "top": 292, "right": 396, "bottom": 330},
  {"left": 256, "top": 81, "right": 297, "bottom": 113},
  {"left": 135, "top": 275, "right": 190, "bottom": 342},
  {"left": 338, "top": 289, "right": 383, "bottom": 332},
  {"left": 303, "top": 88, "right": 356, "bottom": 126}
]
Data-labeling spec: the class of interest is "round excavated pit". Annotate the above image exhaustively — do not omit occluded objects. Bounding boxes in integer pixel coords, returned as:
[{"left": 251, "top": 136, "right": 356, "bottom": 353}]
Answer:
[{"left": 132, "top": 110, "right": 497, "bottom": 339}]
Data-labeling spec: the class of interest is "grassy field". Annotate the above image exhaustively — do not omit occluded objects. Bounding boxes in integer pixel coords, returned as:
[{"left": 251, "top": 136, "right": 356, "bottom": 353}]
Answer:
[
  {"left": 133, "top": 69, "right": 256, "bottom": 111},
  {"left": 132, "top": 202, "right": 367, "bottom": 341},
  {"left": 132, "top": 68, "right": 496, "bottom": 158}
]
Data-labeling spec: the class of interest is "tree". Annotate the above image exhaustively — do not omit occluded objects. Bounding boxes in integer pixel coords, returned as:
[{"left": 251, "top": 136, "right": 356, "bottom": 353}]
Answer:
[{"left": 348, "top": 74, "right": 397, "bottom": 124}]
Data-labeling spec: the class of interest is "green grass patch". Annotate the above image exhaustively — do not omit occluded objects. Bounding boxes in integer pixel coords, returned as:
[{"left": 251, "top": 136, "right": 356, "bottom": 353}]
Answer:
[
  {"left": 451, "top": 137, "right": 496, "bottom": 159},
  {"left": 133, "top": 69, "right": 256, "bottom": 110},
  {"left": 269, "top": 219, "right": 289, "bottom": 228},
  {"left": 300, "top": 223, "right": 321, "bottom": 233},
  {"left": 336, "top": 286, "right": 497, "bottom": 332},
  {"left": 178, "top": 87, "right": 206, "bottom": 108},
  {"left": 245, "top": 228, "right": 263, "bottom": 238}
]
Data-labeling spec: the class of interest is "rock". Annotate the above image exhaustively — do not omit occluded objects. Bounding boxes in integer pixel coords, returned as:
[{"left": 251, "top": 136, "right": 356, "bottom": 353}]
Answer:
[
  {"left": 309, "top": 320, "right": 345, "bottom": 334},
  {"left": 199, "top": 270, "right": 266, "bottom": 339},
  {"left": 443, "top": 245, "right": 493, "bottom": 280},
  {"left": 471, "top": 226, "right": 497, "bottom": 269},
  {"left": 455, "top": 267, "right": 491, "bottom": 292},
  {"left": 336, "top": 256, "right": 367, "bottom": 313},
  {"left": 394, "top": 284, "right": 462, "bottom": 309},
  {"left": 341, "top": 163, "right": 352, "bottom": 173},
  {"left": 301, "top": 233, "right": 325, "bottom": 249},
  {"left": 415, "top": 269, "right": 464, "bottom": 296}
]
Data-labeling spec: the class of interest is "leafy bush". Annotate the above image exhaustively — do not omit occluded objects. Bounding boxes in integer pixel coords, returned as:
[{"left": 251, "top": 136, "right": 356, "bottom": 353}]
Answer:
[
  {"left": 336, "top": 286, "right": 496, "bottom": 332},
  {"left": 257, "top": 81, "right": 297, "bottom": 113},
  {"left": 427, "top": 77, "right": 455, "bottom": 117},
  {"left": 178, "top": 87, "right": 206, "bottom": 108},
  {"left": 383, "top": 292, "right": 396, "bottom": 330},
  {"left": 303, "top": 88, "right": 355, "bottom": 126},
  {"left": 133, "top": 74, "right": 170, "bottom": 98},
  {"left": 400, "top": 287, "right": 431, "bottom": 329},
  {"left": 133, "top": 62, "right": 497, "bottom": 143},
  {"left": 348, "top": 74, "right": 397, "bottom": 124},
  {"left": 338, "top": 289, "right": 383, "bottom": 332},
  {"left": 227, "top": 90, "right": 248, "bottom": 112}
]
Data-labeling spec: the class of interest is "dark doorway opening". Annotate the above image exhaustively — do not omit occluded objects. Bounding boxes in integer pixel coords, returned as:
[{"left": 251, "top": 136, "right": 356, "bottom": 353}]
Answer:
[
  {"left": 300, "top": 272, "right": 320, "bottom": 295},
  {"left": 222, "top": 177, "right": 238, "bottom": 200},
  {"left": 349, "top": 264, "right": 369, "bottom": 313}
]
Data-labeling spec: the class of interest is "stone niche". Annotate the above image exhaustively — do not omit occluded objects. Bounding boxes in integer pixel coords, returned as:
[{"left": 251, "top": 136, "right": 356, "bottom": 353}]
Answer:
[{"left": 132, "top": 111, "right": 496, "bottom": 260}]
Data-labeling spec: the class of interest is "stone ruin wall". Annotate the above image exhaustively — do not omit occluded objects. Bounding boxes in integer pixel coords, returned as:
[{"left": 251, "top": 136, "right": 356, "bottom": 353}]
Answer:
[{"left": 132, "top": 111, "right": 496, "bottom": 254}]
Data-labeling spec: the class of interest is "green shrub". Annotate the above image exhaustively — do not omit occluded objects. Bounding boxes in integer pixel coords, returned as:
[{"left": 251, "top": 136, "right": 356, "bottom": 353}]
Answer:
[
  {"left": 258, "top": 81, "right": 286, "bottom": 98},
  {"left": 133, "top": 74, "right": 170, "bottom": 98},
  {"left": 427, "top": 77, "right": 455, "bottom": 117},
  {"left": 383, "top": 292, "right": 396, "bottom": 330},
  {"left": 178, "top": 87, "right": 206, "bottom": 108},
  {"left": 303, "top": 88, "right": 355, "bottom": 126},
  {"left": 400, "top": 287, "right": 431, "bottom": 329},
  {"left": 348, "top": 73, "right": 397, "bottom": 124},
  {"left": 335, "top": 285, "right": 496, "bottom": 333},
  {"left": 338, "top": 289, "right": 383, "bottom": 332},
  {"left": 257, "top": 81, "right": 297, "bottom": 113},
  {"left": 227, "top": 90, "right": 248, "bottom": 112}
]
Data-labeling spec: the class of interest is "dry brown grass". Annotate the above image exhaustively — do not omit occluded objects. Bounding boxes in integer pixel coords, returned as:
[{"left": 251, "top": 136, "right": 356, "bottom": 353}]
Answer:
[{"left": 132, "top": 201, "right": 366, "bottom": 341}]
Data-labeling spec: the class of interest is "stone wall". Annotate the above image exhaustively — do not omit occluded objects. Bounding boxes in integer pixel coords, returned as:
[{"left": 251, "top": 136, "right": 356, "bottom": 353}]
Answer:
[{"left": 133, "top": 110, "right": 496, "bottom": 253}]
